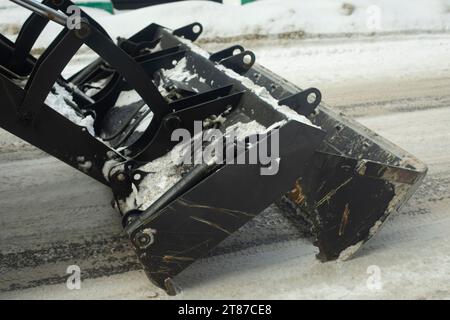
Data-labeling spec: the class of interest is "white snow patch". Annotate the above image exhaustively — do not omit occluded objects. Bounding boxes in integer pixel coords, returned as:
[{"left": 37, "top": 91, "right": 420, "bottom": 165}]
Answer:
[
  {"left": 214, "top": 63, "right": 316, "bottom": 127},
  {"left": 124, "top": 119, "right": 267, "bottom": 211},
  {"left": 45, "top": 83, "right": 95, "bottom": 136},
  {"left": 135, "top": 112, "right": 154, "bottom": 133},
  {"left": 84, "top": 76, "right": 112, "bottom": 96},
  {"left": 123, "top": 145, "right": 185, "bottom": 211},
  {"left": 203, "top": 114, "right": 227, "bottom": 128},
  {"left": 161, "top": 57, "right": 198, "bottom": 83},
  {"left": 225, "top": 120, "right": 267, "bottom": 141},
  {"left": 93, "top": 0, "right": 450, "bottom": 42},
  {"left": 5, "top": 1, "right": 450, "bottom": 50},
  {"left": 369, "top": 219, "right": 384, "bottom": 237},
  {"left": 102, "top": 159, "right": 120, "bottom": 181},
  {"left": 177, "top": 35, "right": 211, "bottom": 58},
  {"left": 338, "top": 241, "right": 364, "bottom": 261},
  {"left": 115, "top": 90, "right": 142, "bottom": 107}
]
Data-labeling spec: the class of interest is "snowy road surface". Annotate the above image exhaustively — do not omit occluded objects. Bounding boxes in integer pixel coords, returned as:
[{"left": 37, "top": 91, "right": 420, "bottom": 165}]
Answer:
[
  {"left": 1, "top": 31, "right": 450, "bottom": 298},
  {"left": 0, "top": 31, "right": 450, "bottom": 299}
]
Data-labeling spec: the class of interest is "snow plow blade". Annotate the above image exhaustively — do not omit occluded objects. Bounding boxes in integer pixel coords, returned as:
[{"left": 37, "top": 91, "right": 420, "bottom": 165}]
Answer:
[{"left": 0, "top": 1, "right": 427, "bottom": 294}]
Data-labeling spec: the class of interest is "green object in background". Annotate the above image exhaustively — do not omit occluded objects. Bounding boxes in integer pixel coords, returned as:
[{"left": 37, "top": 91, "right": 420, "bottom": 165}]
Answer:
[
  {"left": 75, "top": 1, "right": 114, "bottom": 14},
  {"left": 74, "top": 1, "right": 256, "bottom": 13},
  {"left": 222, "top": 0, "right": 257, "bottom": 4}
]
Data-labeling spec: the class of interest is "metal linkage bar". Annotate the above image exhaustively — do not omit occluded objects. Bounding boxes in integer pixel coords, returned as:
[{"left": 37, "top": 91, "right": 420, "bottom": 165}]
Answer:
[
  {"left": 6, "top": 0, "right": 112, "bottom": 76},
  {"left": 20, "top": 29, "right": 84, "bottom": 116},
  {"left": 9, "top": 0, "right": 68, "bottom": 26}
]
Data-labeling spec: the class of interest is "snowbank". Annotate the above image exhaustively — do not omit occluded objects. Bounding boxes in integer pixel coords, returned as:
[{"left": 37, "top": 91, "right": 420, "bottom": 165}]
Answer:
[
  {"left": 98, "top": 0, "right": 450, "bottom": 40},
  {"left": 3, "top": 0, "right": 450, "bottom": 48}
]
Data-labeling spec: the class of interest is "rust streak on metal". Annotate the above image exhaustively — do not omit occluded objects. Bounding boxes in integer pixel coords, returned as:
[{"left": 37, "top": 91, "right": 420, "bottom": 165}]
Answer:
[
  {"left": 190, "top": 216, "right": 232, "bottom": 235},
  {"left": 179, "top": 198, "right": 255, "bottom": 217},
  {"left": 288, "top": 180, "right": 306, "bottom": 206},
  {"left": 163, "top": 255, "right": 195, "bottom": 262},
  {"left": 173, "top": 239, "right": 212, "bottom": 256},
  {"left": 316, "top": 177, "right": 353, "bottom": 208},
  {"left": 382, "top": 167, "right": 417, "bottom": 184},
  {"left": 338, "top": 203, "right": 350, "bottom": 236}
]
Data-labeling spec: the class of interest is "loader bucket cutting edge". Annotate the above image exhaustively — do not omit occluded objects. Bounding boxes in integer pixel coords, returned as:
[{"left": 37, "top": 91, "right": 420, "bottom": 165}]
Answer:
[{"left": 0, "top": 0, "right": 427, "bottom": 295}]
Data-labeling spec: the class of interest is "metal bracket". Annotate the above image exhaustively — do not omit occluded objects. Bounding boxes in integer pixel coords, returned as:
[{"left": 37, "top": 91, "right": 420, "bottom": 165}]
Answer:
[
  {"left": 118, "top": 37, "right": 162, "bottom": 56},
  {"left": 278, "top": 88, "right": 322, "bottom": 117},
  {"left": 130, "top": 91, "right": 244, "bottom": 162},
  {"left": 173, "top": 22, "right": 203, "bottom": 42},
  {"left": 20, "top": 29, "right": 84, "bottom": 117},
  {"left": 219, "top": 50, "right": 256, "bottom": 75},
  {"left": 209, "top": 45, "right": 244, "bottom": 62}
]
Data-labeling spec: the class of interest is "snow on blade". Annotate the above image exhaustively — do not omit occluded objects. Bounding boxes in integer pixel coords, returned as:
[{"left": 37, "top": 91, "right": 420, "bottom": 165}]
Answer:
[
  {"left": 215, "top": 63, "right": 317, "bottom": 127},
  {"left": 115, "top": 90, "right": 142, "bottom": 107},
  {"left": 124, "top": 119, "right": 268, "bottom": 212},
  {"left": 175, "top": 36, "right": 317, "bottom": 127},
  {"left": 161, "top": 57, "right": 199, "bottom": 83}
]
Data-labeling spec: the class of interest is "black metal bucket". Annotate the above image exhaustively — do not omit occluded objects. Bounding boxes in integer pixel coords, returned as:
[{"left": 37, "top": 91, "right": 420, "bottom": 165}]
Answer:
[{"left": 0, "top": 0, "right": 426, "bottom": 295}]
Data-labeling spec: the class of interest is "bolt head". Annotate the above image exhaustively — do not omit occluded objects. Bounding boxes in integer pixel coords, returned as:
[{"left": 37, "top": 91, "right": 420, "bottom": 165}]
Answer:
[
  {"left": 134, "top": 229, "right": 156, "bottom": 249},
  {"left": 138, "top": 235, "right": 150, "bottom": 245},
  {"left": 116, "top": 173, "right": 126, "bottom": 182},
  {"left": 75, "top": 23, "right": 91, "bottom": 39},
  {"left": 164, "top": 116, "right": 182, "bottom": 131}
]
